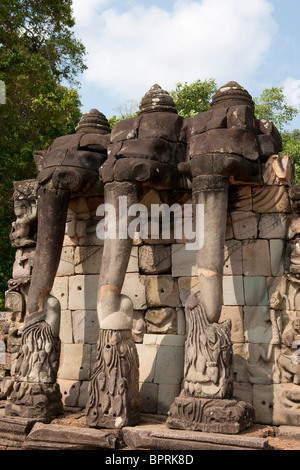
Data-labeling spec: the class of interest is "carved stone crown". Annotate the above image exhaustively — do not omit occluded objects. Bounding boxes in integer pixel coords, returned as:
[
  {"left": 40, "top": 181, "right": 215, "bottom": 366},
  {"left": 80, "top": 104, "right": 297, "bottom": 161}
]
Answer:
[
  {"left": 138, "top": 84, "right": 177, "bottom": 115},
  {"left": 76, "top": 109, "right": 111, "bottom": 135},
  {"left": 211, "top": 81, "right": 255, "bottom": 109}
]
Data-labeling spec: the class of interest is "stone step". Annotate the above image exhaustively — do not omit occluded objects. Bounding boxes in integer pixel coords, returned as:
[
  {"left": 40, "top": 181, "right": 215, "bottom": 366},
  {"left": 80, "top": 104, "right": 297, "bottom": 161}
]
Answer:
[{"left": 122, "top": 424, "right": 269, "bottom": 451}]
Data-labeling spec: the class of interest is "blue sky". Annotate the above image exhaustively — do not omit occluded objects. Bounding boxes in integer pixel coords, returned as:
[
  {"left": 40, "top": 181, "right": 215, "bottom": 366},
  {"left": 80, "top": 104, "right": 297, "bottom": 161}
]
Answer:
[{"left": 72, "top": 0, "right": 300, "bottom": 130}]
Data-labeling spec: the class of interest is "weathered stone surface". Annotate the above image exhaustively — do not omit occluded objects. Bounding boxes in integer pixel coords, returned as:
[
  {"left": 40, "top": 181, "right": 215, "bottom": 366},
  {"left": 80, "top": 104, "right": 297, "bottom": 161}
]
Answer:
[
  {"left": 167, "top": 394, "right": 255, "bottom": 434},
  {"left": 188, "top": 128, "right": 259, "bottom": 161},
  {"left": 243, "top": 306, "right": 272, "bottom": 344},
  {"left": 127, "top": 246, "right": 139, "bottom": 273},
  {"left": 72, "top": 309, "right": 99, "bottom": 344},
  {"left": 153, "top": 344, "right": 184, "bottom": 385},
  {"left": 177, "top": 277, "right": 200, "bottom": 306},
  {"left": 224, "top": 240, "right": 243, "bottom": 275},
  {"left": 231, "top": 211, "right": 259, "bottom": 240},
  {"left": 139, "top": 382, "right": 159, "bottom": 413},
  {"left": 223, "top": 276, "right": 245, "bottom": 305},
  {"left": 122, "top": 424, "right": 268, "bottom": 450},
  {"left": 269, "top": 239, "right": 286, "bottom": 276},
  {"left": 253, "top": 384, "right": 274, "bottom": 424},
  {"left": 136, "top": 343, "right": 158, "bottom": 383},
  {"left": 68, "top": 275, "right": 98, "bottom": 310},
  {"left": 0, "top": 415, "right": 39, "bottom": 447},
  {"left": 220, "top": 306, "right": 244, "bottom": 343},
  {"left": 242, "top": 240, "right": 271, "bottom": 276},
  {"left": 86, "top": 329, "right": 140, "bottom": 429},
  {"left": 226, "top": 104, "right": 257, "bottom": 132},
  {"left": 244, "top": 277, "right": 269, "bottom": 306},
  {"left": 59, "top": 310, "right": 73, "bottom": 344},
  {"left": 258, "top": 213, "right": 288, "bottom": 239},
  {"left": 51, "top": 276, "right": 69, "bottom": 310},
  {"left": 58, "top": 343, "right": 92, "bottom": 380},
  {"left": 228, "top": 185, "right": 252, "bottom": 211},
  {"left": 24, "top": 422, "right": 116, "bottom": 450},
  {"left": 252, "top": 186, "right": 291, "bottom": 213},
  {"left": 56, "top": 247, "right": 75, "bottom": 276},
  {"left": 144, "top": 275, "right": 181, "bottom": 308},
  {"left": 273, "top": 384, "right": 300, "bottom": 426},
  {"left": 247, "top": 343, "right": 280, "bottom": 385},
  {"left": 171, "top": 244, "right": 197, "bottom": 277},
  {"left": 262, "top": 154, "right": 295, "bottom": 186},
  {"left": 57, "top": 379, "right": 81, "bottom": 407},
  {"left": 74, "top": 246, "right": 103, "bottom": 274},
  {"left": 122, "top": 273, "right": 147, "bottom": 310},
  {"left": 139, "top": 245, "right": 171, "bottom": 274},
  {"left": 145, "top": 308, "right": 177, "bottom": 334}
]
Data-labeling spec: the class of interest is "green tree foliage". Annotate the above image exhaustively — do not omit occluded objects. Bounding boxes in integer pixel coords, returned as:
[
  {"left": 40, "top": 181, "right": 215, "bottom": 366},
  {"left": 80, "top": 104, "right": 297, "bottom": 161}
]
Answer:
[
  {"left": 254, "top": 86, "right": 298, "bottom": 131},
  {"left": 169, "top": 78, "right": 218, "bottom": 118},
  {"left": 0, "top": 0, "right": 86, "bottom": 308},
  {"left": 254, "top": 86, "right": 300, "bottom": 182},
  {"left": 108, "top": 79, "right": 218, "bottom": 127}
]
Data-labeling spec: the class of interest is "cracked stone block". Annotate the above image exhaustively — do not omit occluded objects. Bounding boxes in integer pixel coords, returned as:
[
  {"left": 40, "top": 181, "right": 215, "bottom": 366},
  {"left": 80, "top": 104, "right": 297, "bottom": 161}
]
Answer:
[
  {"left": 122, "top": 273, "right": 147, "bottom": 310},
  {"left": 72, "top": 310, "right": 99, "bottom": 344},
  {"left": 178, "top": 277, "right": 200, "bottom": 306},
  {"left": 145, "top": 308, "right": 177, "bottom": 334},
  {"left": 127, "top": 246, "right": 139, "bottom": 273},
  {"left": 69, "top": 275, "right": 99, "bottom": 310},
  {"left": 231, "top": 211, "right": 259, "bottom": 240},
  {"left": 258, "top": 213, "right": 288, "bottom": 239},
  {"left": 139, "top": 244, "right": 171, "bottom": 274},
  {"left": 144, "top": 275, "right": 181, "bottom": 308},
  {"left": 74, "top": 246, "right": 103, "bottom": 274},
  {"left": 223, "top": 240, "right": 243, "bottom": 275}
]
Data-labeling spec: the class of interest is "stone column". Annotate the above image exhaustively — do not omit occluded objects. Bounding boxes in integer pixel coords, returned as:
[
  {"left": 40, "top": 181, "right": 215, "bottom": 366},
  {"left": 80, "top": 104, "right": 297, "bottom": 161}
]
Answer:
[
  {"left": 167, "top": 82, "right": 260, "bottom": 434},
  {"left": 5, "top": 182, "right": 70, "bottom": 419},
  {"left": 6, "top": 110, "right": 110, "bottom": 420},
  {"left": 85, "top": 181, "right": 141, "bottom": 429}
]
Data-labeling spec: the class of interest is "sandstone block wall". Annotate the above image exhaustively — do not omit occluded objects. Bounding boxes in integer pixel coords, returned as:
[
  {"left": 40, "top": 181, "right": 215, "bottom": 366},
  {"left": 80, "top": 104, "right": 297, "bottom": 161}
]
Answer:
[{"left": 53, "top": 155, "right": 300, "bottom": 425}]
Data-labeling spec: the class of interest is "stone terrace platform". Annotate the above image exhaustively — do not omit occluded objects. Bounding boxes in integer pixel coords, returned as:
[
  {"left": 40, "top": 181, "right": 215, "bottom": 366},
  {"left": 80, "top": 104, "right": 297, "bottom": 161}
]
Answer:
[{"left": 0, "top": 403, "right": 299, "bottom": 451}]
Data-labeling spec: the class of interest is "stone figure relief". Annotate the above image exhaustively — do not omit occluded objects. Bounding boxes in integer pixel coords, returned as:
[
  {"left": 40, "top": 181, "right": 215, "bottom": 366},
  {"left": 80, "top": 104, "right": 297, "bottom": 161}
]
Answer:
[{"left": 4, "top": 80, "right": 298, "bottom": 433}]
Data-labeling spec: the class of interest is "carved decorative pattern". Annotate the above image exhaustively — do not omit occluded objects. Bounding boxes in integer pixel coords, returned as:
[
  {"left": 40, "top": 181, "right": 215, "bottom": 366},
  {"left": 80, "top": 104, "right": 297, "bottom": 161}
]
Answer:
[{"left": 86, "top": 329, "right": 140, "bottom": 429}]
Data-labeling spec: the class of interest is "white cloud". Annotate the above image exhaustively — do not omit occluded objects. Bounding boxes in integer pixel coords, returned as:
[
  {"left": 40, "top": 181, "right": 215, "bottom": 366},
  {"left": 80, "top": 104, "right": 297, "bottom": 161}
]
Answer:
[
  {"left": 72, "top": 0, "right": 277, "bottom": 107},
  {"left": 283, "top": 77, "right": 300, "bottom": 109}
]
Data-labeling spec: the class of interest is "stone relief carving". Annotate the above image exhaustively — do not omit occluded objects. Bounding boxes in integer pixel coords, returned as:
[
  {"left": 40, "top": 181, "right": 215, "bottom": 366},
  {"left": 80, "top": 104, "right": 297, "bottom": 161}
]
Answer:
[{"left": 3, "top": 79, "right": 299, "bottom": 433}]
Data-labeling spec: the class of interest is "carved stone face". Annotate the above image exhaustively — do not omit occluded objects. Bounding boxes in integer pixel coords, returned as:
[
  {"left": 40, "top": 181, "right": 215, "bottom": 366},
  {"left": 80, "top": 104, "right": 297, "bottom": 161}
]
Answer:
[
  {"left": 293, "top": 318, "right": 300, "bottom": 334},
  {"left": 14, "top": 200, "right": 29, "bottom": 217},
  {"left": 289, "top": 237, "right": 300, "bottom": 274}
]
